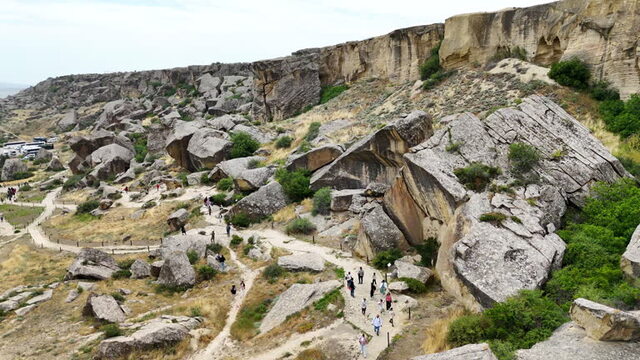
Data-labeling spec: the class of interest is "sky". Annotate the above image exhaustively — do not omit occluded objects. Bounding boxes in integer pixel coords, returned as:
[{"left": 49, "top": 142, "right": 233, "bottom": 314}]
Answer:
[{"left": 0, "top": 0, "right": 552, "bottom": 85}]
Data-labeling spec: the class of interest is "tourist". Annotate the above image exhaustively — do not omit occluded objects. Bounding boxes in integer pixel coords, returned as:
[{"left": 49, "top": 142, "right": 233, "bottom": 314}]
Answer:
[
  {"left": 240, "top": 280, "right": 246, "bottom": 291},
  {"left": 345, "top": 271, "right": 353, "bottom": 282},
  {"left": 385, "top": 292, "right": 392, "bottom": 311},
  {"left": 156, "top": 184, "right": 160, "bottom": 191},
  {"left": 372, "top": 314, "right": 382, "bottom": 336},
  {"left": 358, "top": 333, "right": 368, "bottom": 358},
  {"left": 378, "top": 299, "right": 385, "bottom": 313},
  {"left": 348, "top": 277, "right": 356, "bottom": 298},
  {"left": 372, "top": 272, "right": 377, "bottom": 286},
  {"left": 180, "top": 224, "right": 187, "bottom": 235},
  {"left": 231, "top": 284, "right": 237, "bottom": 295},
  {"left": 379, "top": 279, "right": 387, "bottom": 296},
  {"left": 369, "top": 279, "right": 376, "bottom": 298},
  {"left": 226, "top": 223, "right": 231, "bottom": 237},
  {"left": 210, "top": 230, "right": 215, "bottom": 242},
  {"left": 361, "top": 298, "right": 367, "bottom": 315},
  {"left": 357, "top": 266, "right": 364, "bottom": 284},
  {"left": 389, "top": 307, "right": 395, "bottom": 327},
  {"left": 216, "top": 253, "right": 226, "bottom": 271}
]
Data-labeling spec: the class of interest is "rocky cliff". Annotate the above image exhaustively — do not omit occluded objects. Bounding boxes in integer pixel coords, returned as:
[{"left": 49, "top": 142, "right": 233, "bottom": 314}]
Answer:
[{"left": 440, "top": 0, "right": 640, "bottom": 98}]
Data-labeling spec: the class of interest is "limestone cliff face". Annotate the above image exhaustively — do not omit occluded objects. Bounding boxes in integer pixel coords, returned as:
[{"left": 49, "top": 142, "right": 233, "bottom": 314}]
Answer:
[{"left": 440, "top": 0, "right": 640, "bottom": 98}]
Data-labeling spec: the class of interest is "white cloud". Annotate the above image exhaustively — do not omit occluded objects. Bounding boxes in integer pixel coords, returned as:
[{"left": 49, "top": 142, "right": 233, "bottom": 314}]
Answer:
[{"left": 0, "top": 0, "right": 552, "bottom": 85}]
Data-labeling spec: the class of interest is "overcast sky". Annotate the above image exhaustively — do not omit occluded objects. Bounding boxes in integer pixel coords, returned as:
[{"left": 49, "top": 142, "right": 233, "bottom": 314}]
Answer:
[{"left": 1, "top": 0, "right": 552, "bottom": 85}]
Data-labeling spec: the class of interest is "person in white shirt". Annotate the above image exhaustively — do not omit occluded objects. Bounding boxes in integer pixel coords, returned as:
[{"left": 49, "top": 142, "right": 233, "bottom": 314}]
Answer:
[{"left": 372, "top": 314, "right": 382, "bottom": 336}]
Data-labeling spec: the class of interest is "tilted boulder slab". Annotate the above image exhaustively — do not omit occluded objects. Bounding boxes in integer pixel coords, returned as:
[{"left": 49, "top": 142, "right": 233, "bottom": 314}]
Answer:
[
  {"left": 186, "top": 129, "right": 231, "bottom": 171},
  {"left": 232, "top": 124, "right": 274, "bottom": 144},
  {"left": 394, "top": 260, "right": 433, "bottom": 283},
  {"left": 83, "top": 293, "right": 126, "bottom": 323},
  {"left": 166, "top": 208, "right": 189, "bottom": 231},
  {"left": 233, "top": 166, "right": 275, "bottom": 192},
  {"left": 208, "top": 156, "right": 266, "bottom": 182},
  {"left": 516, "top": 322, "right": 640, "bottom": 360},
  {"left": 412, "top": 343, "right": 497, "bottom": 360},
  {"left": 355, "top": 203, "right": 408, "bottom": 260},
  {"left": 87, "top": 144, "right": 135, "bottom": 181},
  {"left": 57, "top": 109, "right": 78, "bottom": 131},
  {"left": 570, "top": 298, "right": 640, "bottom": 341},
  {"left": 259, "top": 280, "right": 341, "bottom": 334},
  {"left": 46, "top": 156, "right": 65, "bottom": 171},
  {"left": 157, "top": 251, "right": 196, "bottom": 288},
  {"left": 277, "top": 254, "right": 325, "bottom": 272},
  {"left": 164, "top": 120, "right": 205, "bottom": 170},
  {"left": 66, "top": 248, "right": 120, "bottom": 280},
  {"left": 160, "top": 234, "right": 209, "bottom": 259},
  {"left": 310, "top": 110, "right": 432, "bottom": 191},
  {"left": 621, "top": 224, "right": 640, "bottom": 279},
  {"left": 387, "top": 96, "right": 629, "bottom": 310},
  {"left": 285, "top": 144, "right": 344, "bottom": 172},
  {"left": 330, "top": 189, "right": 364, "bottom": 212},
  {"left": 227, "top": 181, "right": 288, "bottom": 222}
]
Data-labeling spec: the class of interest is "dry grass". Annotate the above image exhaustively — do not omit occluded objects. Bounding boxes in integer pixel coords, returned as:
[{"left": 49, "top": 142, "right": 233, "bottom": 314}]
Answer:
[
  {"left": 59, "top": 189, "right": 92, "bottom": 204},
  {"left": 421, "top": 306, "right": 466, "bottom": 354},
  {"left": 0, "top": 204, "right": 44, "bottom": 228},
  {"left": 42, "top": 202, "right": 186, "bottom": 246},
  {"left": 273, "top": 204, "right": 297, "bottom": 223},
  {"left": 295, "top": 348, "right": 327, "bottom": 360}
]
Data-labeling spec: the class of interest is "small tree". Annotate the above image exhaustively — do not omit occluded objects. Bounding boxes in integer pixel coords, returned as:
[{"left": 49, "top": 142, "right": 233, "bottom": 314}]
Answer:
[
  {"left": 230, "top": 132, "right": 260, "bottom": 159},
  {"left": 275, "top": 136, "right": 293, "bottom": 149},
  {"left": 275, "top": 169, "right": 313, "bottom": 202},
  {"left": 312, "top": 187, "right": 331, "bottom": 215},
  {"left": 508, "top": 142, "right": 540, "bottom": 176},
  {"left": 548, "top": 58, "right": 590, "bottom": 90}
]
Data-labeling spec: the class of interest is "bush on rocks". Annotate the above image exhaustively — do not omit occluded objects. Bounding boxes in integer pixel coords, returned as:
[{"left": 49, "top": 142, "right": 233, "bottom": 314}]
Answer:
[
  {"left": 399, "top": 277, "right": 428, "bottom": 294},
  {"left": 77, "top": 200, "right": 100, "bottom": 214},
  {"left": 263, "top": 264, "right": 285, "bottom": 282},
  {"left": 453, "top": 163, "right": 501, "bottom": 192},
  {"left": 187, "top": 250, "right": 199, "bottom": 264},
  {"left": 217, "top": 177, "right": 234, "bottom": 191},
  {"left": 275, "top": 168, "right": 313, "bottom": 202},
  {"left": 230, "top": 132, "right": 260, "bottom": 159},
  {"left": 548, "top": 58, "right": 591, "bottom": 90},
  {"left": 100, "top": 324, "right": 122, "bottom": 338},
  {"left": 197, "top": 265, "right": 217, "bottom": 281},
  {"left": 229, "top": 213, "right": 251, "bottom": 228},
  {"left": 285, "top": 218, "right": 316, "bottom": 235},
  {"left": 372, "top": 249, "right": 403, "bottom": 270},
  {"left": 230, "top": 235, "right": 244, "bottom": 247},
  {"left": 508, "top": 142, "right": 540, "bottom": 176},
  {"left": 275, "top": 136, "right": 293, "bottom": 149},
  {"left": 312, "top": 187, "right": 331, "bottom": 216}
]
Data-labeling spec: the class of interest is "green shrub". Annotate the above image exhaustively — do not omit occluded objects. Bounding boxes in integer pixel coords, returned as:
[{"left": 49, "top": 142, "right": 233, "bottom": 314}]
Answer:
[
  {"left": 229, "top": 213, "right": 251, "bottom": 228},
  {"left": 230, "top": 235, "right": 244, "bottom": 247},
  {"left": 305, "top": 122, "right": 322, "bottom": 141},
  {"left": 285, "top": 217, "right": 317, "bottom": 235},
  {"left": 128, "top": 133, "right": 148, "bottom": 163},
  {"left": 447, "top": 290, "right": 568, "bottom": 360},
  {"left": 247, "top": 159, "right": 265, "bottom": 169},
  {"left": 76, "top": 200, "right": 100, "bottom": 214},
  {"left": 19, "top": 184, "right": 32, "bottom": 191},
  {"left": 420, "top": 43, "right": 442, "bottom": 80},
  {"left": 398, "top": 278, "right": 427, "bottom": 294},
  {"left": 117, "top": 259, "right": 135, "bottom": 270},
  {"left": 142, "top": 201, "right": 156, "bottom": 209},
  {"left": 617, "top": 156, "right": 640, "bottom": 179},
  {"left": 275, "top": 169, "right": 313, "bottom": 202},
  {"left": 112, "top": 269, "right": 131, "bottom": 279},
  {"left": 232, "top": 193, "right": 245, "bottom": 203},
  {"left": 453, "top": 163, "right": 502, "bottom": 192},
  {"left": 313, "top": 289, "right": 343, "bottom": 311},
  {"left": 232, "top": 298, "right": 272, "bottom": 336},
  {"left": 100, "top": 324, "right": 122, "bottom": 338},
  {"left": 415, "top": 237, "right": 439, "bottom": 267},
  {"left": 600, "top": 95, "right": 640, "bottom": 138},
  {"left": 320, "top": 85, "right": 348, "bottom": 104},
  {"left": 63, "top": 174, "right": 84, "bottom": 190},
  {"left": 297, "top": 140, "right": 313, "bottom": 153},
  {"left": 197, "top": 265, "right": 217, "bottom": 280},
  {"left": 312, "top": 187, "right": 331, "bottom": 216},
  {"left": 211, "top": 193, "right": 227, "bottom": 206},
  {"left": 372, "top": 249, "right": 403, "bottom": 270},
  {"left": 263, "top": 264, "right": 285, "bottom": 281},
  {"left": 190, "top": 306, "right": 203, "bottom": 317},
  {"left": 548, "top": 58, "right": 590, "bottom": 90},
  {"left": 479, "top": 212, "right": 508, "bottom": 224},
  {"left": 243, "top": 244, "right": 255, "bottom": 256},
  {"left": 589, "top": 81, "right": 620, "bottom": 101},
  {"left": 111, "top": 292, "right": 125, "bottom": 302},
  {"left": 217, "top": 177, "right": 234, "bottom": 191},
  {"left": 508, "top": 143, "right": 540, "bottom": 176},
  {"left": 187, "top": 249, "right": 199, "bottom": 264},
  {"left": 275, "top": 136, "right": 293, "bottom": 149},
  {"left": 206, "top": 243, "right": 223, "bottom": 253},
  {"left": 200, "top": 173, "right": 213, "bottom": 185},
  {"left": 230, "top": 132, "right": 260, "bottom": 159},
  {"left": 12, "top": 171, "right": 34, "bottom": 180}
]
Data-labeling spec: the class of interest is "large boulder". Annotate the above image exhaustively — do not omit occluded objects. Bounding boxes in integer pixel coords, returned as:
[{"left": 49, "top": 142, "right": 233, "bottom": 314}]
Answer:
[
  {"left": 160, "top": 234, "right": 209, "bottom": 259},
  {"left": 164, "top": 120, "right": 205, "bottom": 170},
  {"left": 330, "top": 189, "right": 364, "bottom": 212},
  {"left": 355, "top": 204, "right": 407, "bottom": 260},
  {"left": 227, "top": 182, "right": 289, "bottom": 222},
  {"left": 46, "top": 156, "right": 65, "bottom": 171},
  {"left": 277, "top": 254, "right": 325, "bottom": 272},
  {"left": 285, "top": 144, "right": 343, "bottom": 172},
  {"left": 233, "top": 166, "right": 275, "bottom": 192},
  {"left": 621, "top": 224, "right": 640, "bottom": 279},
  {"left": 1, "top": 158, "right": 28, "bottom": 181},
  {"left": 252, "top": 52, "right": 321, "bottom": 122},
  {"left": 387, "top": 96, "right": 629, "bottom": 310},
  {"left": 311, "top": 111, "right": 432, "bottom": 190},
  {"left": 569, "top": 298, "right": 640, "bottom": 341},
  {"left": 86, "top": 144, "right": 135, "bottom": 181},
  {"left": 232, "top": 124, "right": 274, "bottom": 144},
  {"left": 394, "top": 259, "right": 433, "bottom": 283},
  {"left": 83, "top": 293, "right": 126, "bottom": 323},
  {"left": 35, "top": 148, "right": 53, "bottom": 162},
  {"left": 157, "top": 251, "right": 196, "bottom": 288},
  {"left": 412, "top": 343, "right": 497, "bottom": 360},
  {"left": 185, "top": 129, "right": 231, "bottom": 171},
  {"left": 96, "top": 315, "right": 203, "bottom": 359},
  {"left": 130, "top": 259, "right": 151, "bottom": 279},
  {"left": 259, "top": 280, "right": 341, "bottom": 334},
  {"left": 516, "top": 322, "right": 640, "bottom": 360},
  {"left": 208, "top": 156, "right": 266, "bottom": 182},
  {"left": 57, "top": 109, "right": 79, "bottom": 131},
  {"left": 166, "top": 208, "right": 189, "bottom": 231},
  {"left": 66, "top": 248, "right": 120, "bottom": 280}
]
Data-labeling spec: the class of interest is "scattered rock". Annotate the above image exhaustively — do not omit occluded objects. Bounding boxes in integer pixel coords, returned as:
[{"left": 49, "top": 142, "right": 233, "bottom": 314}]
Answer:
[
  {"left": 330, "top": 189, "right": 364, "bottom": 212},
  {"left": 160, "top": 234, "right": 209, "bottom": 259},
  {"left": 208, "top": 156, "right": 266, "bottom": 182},
  {"left": 233, "top": 166, "right": 275, "bottom": 192},
  {"left": 65, "top": 289, "right": 80, "bottom": 303},
  {"left": 355, "top": 204, "right": 407, "bottom": 259},
  {"left": 99, "top": 198, "right": 113, "bottom": 210},
  {"left": 66, "top": 248, "right": 119, "bottom": 280},
  {"left": 388, "top": 281, "right": 409, "bottom": 293},
  {"left": 83, "top": 293, "right": 126, "bottom": 323},
  {"left": 569, "top": 298, "right": 640, "bottom": 341},
  {"left": 158, "top": 252, "right": 196, "bottom": 288},
  {"left": 46, "top": 156, "right": 65, "bottom": 171},
  {"left": 130, "top": 259, "right": 151, "bottom": 279},
  {"left": 394, "top": 260, "right": 433, "bottom": 283},
  {"left": 364, "top": 182, "right": 390, "bottom": 197},
  {"left": 26, "top": 289, "right": 53, "bottom": 305},
  {"left": 15, "top": 304, "right": 37, "bottom": 316},
  {"left": 277, "top": 254, "right": 325, "bottom": 272},
  {"left": 150, "top": 261, "right": 164, "bottom": 278}
]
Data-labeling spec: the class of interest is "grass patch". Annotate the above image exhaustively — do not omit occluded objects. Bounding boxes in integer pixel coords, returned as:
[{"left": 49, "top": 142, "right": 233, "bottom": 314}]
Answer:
[
  {"left": 313, "top": 289, "right": 343, "bottom": 311},
  {"left": 0, "top": 204, "right": 44, "bottom": 227},
  {"left": 453, "top": 163, "right": 501, "bottom": 192},
  {"left": 320, "top": 85, "right": 348, "bottom": 104},
  {"left": 285, "top": 217, "right": 316, "bottom": 235}
]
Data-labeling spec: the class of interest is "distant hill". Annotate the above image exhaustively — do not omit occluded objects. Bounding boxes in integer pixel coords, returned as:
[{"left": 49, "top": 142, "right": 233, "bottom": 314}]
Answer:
[{"left": 0, "top": 82, "right": 28, "bottom": 98}]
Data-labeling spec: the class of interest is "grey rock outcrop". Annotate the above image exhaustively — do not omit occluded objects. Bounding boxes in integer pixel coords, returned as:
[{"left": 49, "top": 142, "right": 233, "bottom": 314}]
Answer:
[
  {"left": 355, "top": 204, "right": 407, "bottom": 260},
  {"left": 227, "top": 182, "right": 288, "bottom": 222},
  {"left": 621, "top": 224, "right": 640, "bottom": 279},
  {"left": 311, "top": 110, "right": 432, "bottom": 190},
  {"left": 157, "top": 251, "right": 196, "bottom": 288},
  {"left": 83, "top": 293, "right": 126, "bottom": 323},
  {"left": 87, "top": 144, "right": 135, "bottom": 181},
  {"left": 277, "top": 254, "right": 325, "bottom": 272},
  {"left": 57, "top": 109, "right": 79, "bottom": 131},
  {"left": 35, "top": 148, "right": 52, "bottom": 162},
  {"left": 516, "top": 322, "right": 640, "bottom": 360},
  {"left": 160, "top": 234, "right": 209, "bottom": 259},
  {"left": 569, "top": 298, "right": 640, "bottom": 341},
  {"left": 66, "top": 248, "right": 120, "bottom": 280},
  {"left": 412, "top": 343, "right": 497, "bottom": 360},
  {"left": 166, "top": 208, "right": 189, "bottom": 231},
  {"left": 259, "top": 280, "right": 341, "bottom": 334},
  {"left": 330, "top": 189, "right": 364, "bottom": 212},
  {"left": 26, "top": 289, "right": 53, "bottom": 305},
  {"left": 285, "top": 144, "right": 343, "bottom": 172},
  {"left": 233, "top": 166, "right": 275, "bottom": 192},
  {"left": 186, "top": 129, "right": 231, "bottom": 170},
  {"left": 164, "top": 120, "right": 204, "bottom": 170},
  {"left": 130, "top": 259, "right": 151, "bottom": 279},
  {"left": 1, "top": 158, "right": 28, "bottom": 181},
  {"left": 208, "top": 156, "right": 266, "bottom": 182},
  {"left": 46, "top": 156, "right": 65, "bottom": 171},
  {"left": 393, "top": 260, "right": 433, "bottom": 283}
]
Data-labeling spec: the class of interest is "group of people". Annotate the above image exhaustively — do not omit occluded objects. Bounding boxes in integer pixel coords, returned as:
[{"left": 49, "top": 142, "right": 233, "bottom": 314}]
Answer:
[
  {"left": 5, "top": 186, "right": 18, "bottom": 201},
  {"left": 345, "top": 267, "right": 397, "bottom": 358},
  {"left": 230, "top": 280, "right": 245, "bottom": 295}
]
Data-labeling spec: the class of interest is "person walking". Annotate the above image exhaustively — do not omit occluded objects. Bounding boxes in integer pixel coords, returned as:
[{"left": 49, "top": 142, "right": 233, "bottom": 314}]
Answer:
[
  {"left": 378, "top": 299, "right": 385, "bottom": 313},
  {"left": 226, "top": 223, "right": 231, "bottom": 237},
  {"left": 210, "top": 230, "right": 215, "bottom": 243},
  {"left": 358, "top": 333, "right": 368, "bottom": 358},
  {"left": 216, "top": 253, "right": 226, "bottom": 271},
  {"left": 180, "top": 224, "right": 187, "bottom": 235},
  {"left": 369, "top": 279, "right": 376, "bottom": 298},
  {"left": 240, "top": 280, "right": 246, "bottom": 291},
  {"left": 379, "top": 279, "right": 387, "bottom": 296},
  {"left": 231, "top": 284, "right": 237, "bottom": 295},
  {"left": 372, "top": 273, "right": 377, "bottom": 287},
  {"left": 357, "top": 267, "right": 364, "bottom": 284},
  {"left": 388, "top": 307, "right": 395, "bottom": 327},
  {"left": 361, "top": 298, "right": 367, "bottom": 316},
  {"left": 385, "top": 292, "right": 392, "bottom": 311},
  {"left": 372, "top": 315, "right": 382, "bottom": 336},
  {"left": 348, "top": 278, "right": 356, "bottom": 298},
  {"left": 345, "top": 271, "right": 353, "bottom": 282}
]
